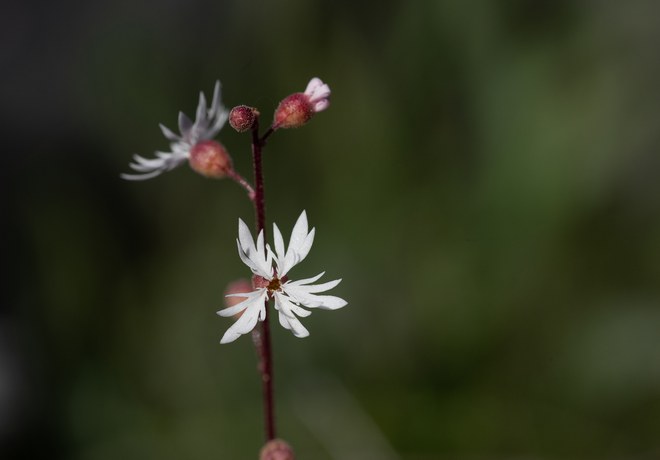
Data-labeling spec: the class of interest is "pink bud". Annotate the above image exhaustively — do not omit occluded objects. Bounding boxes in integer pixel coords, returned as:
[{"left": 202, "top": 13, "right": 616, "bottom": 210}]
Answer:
[
  {"left": 229, "top": 105, "right": 259, "bottom": 132},
  {"left": 273, "top": 93, "right": 314, "bottom": 129},
  {"left": 259, "top": 439, "right": 295, "bottom": 460},
  {"left": 273, "top": 77, "right": 331, "bottom": 129},
  {"left": 188, "top": 140, "right": 233, "bottom": 179}
]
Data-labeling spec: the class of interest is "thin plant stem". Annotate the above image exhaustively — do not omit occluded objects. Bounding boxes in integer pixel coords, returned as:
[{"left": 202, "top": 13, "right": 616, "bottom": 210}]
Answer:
[
  {"left": 227, "top": 169, "right": 255, "bottom": 200},
  {"left": 251, "top": 117, "right": 276, "bottom": 441}
]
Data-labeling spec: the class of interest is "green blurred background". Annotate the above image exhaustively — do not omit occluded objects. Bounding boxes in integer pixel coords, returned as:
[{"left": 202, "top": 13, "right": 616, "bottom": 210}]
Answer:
[{"left": 4, "top": 0, "right": 660, "bottom": 458}]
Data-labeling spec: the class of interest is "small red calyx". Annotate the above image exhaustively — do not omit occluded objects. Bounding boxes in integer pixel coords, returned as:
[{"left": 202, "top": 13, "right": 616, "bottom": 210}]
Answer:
[
  {"left": 229, "top": 105, "right": 259, "bottom": 132},
  {"left": 188, "top": 140, "right": 233, "bottom": 178},
  {"left": 273, "top": 93, "right": 314, "bottom": 129}
]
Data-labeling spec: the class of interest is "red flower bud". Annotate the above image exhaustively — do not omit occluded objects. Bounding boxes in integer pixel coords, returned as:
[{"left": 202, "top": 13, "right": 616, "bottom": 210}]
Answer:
[
  {"left": 273, "top": 78, "right": 330, "bottom": 130},
  {"left": 188, "top": 140, "right": 233, "bottom": 178},
  {"left": 229, "top": 105, "right": 259, "bottom": 132}
]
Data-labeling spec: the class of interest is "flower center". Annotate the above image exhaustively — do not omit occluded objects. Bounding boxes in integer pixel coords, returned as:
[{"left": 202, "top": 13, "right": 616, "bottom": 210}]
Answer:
[
  {"left": 267, "top": 278, "right": 282, "bottom": 291},
  {"left": 252, "top": 274, "right": 288, "bottom": 294}
]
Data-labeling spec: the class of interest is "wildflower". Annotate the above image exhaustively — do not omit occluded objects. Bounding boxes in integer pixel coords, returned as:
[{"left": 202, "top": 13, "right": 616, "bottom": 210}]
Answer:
[
  {"left": 217, "top": 211, "right": 346, "bottom": 344},
  {"left": 273, "top": 77, "right": 331, "bottom": 129},
  {"left": 121, "top": 81, "right": 229, "bottom": 180}
]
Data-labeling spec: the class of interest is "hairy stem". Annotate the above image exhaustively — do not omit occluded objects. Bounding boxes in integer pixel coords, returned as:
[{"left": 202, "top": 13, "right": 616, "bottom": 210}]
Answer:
[{"left": 251, "top": 118, "right": 275, "bottom": 441}]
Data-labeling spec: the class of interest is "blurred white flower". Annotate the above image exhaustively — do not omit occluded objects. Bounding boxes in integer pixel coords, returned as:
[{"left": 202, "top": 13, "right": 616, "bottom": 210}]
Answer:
[
  {"left": 218, "top": 211, "right": 347, "bottom": 344},
  {"left": 121, "top": 81, "right": 228, "bottom": 180}
]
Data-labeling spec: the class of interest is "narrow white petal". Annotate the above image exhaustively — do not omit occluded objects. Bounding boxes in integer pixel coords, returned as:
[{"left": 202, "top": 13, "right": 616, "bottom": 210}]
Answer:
[
  {"left": 307, "top": 294, "right": 347, "bottom": 310},
  {"left": 219, "top": 290, "right": 267, "bottom": 344},
  {"left": 288, "top": 302, "right": 312, "bottom": 318},
  {"left": 132, "top": 154, "right": 167, "bottom": 168},
  {"left": 288, "top": 211, "right": 309, "bottom": 254},
  {"left": 195, "top": 91, "right": 208, "bottom": 125},
  {"left": 273, "top": 223, "right": 286, "bottom": 262},
  {"left": 236, "top": 220, "right": 272, "bottom": 278},
  {"left": 128, "top": 161, "right": 163, "bottom": 172},
  {"left": 287, "top": 272, "right": 325, "bottom": 286},
  {"left": 178, "top": 111, "right": 193, "bottom": 138},
  {"left": 285, "top": 287, "right": 347, "bottom": 310},
  {"left": 278, "top": 310, "right": 291, "bottom": 330},
  {"left": 122, "top": 151, "right": 187, "bottom": 180},
  {"left": 120, "top": 170, "right": 164, "bottom": 181},
  {"left": 296, "top": 227, "right": 315, "bottom": 263},
  {"left": 256, "top": 230, "right": 266, "bottom": 256},
  {"left": 287, "top": 315, "right": 310, "bottom": 338},
  {"left": 274, "top": 292, "right": 310, "bottom": 338},
  {"left": 159, "top": 123, "right": 181, "bottom": 141},
  {"left": 209, "top": 81, "right": 221, "bottom": 116},
  {"left": 286, "top": 278, "right": 342, "bottom": 294},
  {"left": 206, "top": 81, "right": 228, "bottom": 138},
  {"left": 217, "top": 289, "right": 263, "bottom": 317},
  {"left": 236, "top": 240, "right": 265, "bottom": 276},
  {"left": 238, "top": 218, "right": 256, "bottom": 254}
]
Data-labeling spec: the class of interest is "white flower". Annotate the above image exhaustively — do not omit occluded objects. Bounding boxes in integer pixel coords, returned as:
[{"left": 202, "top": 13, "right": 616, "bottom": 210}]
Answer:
[
  {"left": 121, "top": 81, "right": 229, "bottom": 180},
  {"left": 217, "top": 211, "right": 347, "bottom": 344},
  {"left": 304, "top": 77, "right": 331, "bottom": 113}
]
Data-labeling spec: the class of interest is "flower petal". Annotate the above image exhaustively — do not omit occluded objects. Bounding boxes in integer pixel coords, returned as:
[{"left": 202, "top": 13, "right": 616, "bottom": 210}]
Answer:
[
  {"left": 288, "top": 210, "right": 309, "bottom": 253},
  {"left": 217, "top": 289, "right": 263, "bottom": 317},
  {"left": 283, "top": 284, "right": 347, "bottom": 310},
  {"left": 313, "top": 99, "right": 330, "bottom": 112},
  {"left": 159, "top": 123, "right": 181, "bottom": 141},
  {"left": 304, "top": 78, "right": 321, "bottom": 94},
  {"left": 274, "top": 292, "right": 310, "bottom": 338},
  {"left": 287, "top": 277, "right": 342, "bottom": 293},
  {"left": 272, "top": 223, "right": 286, "bottom": 262},
  {"left": 287, "top": 271, "right": 325, "bottom": 286},
  {"left": 236, "top": 220, "right": 272, "bottom": 278},
  {"left": 178, "top": 111, "right": 193, "bottom": 138},
  {"left": 219, "top": 289, "right": 267, "bottom": 344},
  {"left": 278, "top": 211, "right": 315, "bottom": 277}
]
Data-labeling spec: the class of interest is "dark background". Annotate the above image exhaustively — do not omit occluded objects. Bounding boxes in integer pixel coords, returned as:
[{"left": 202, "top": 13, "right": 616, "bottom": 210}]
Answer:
[{"left": 3, "top": 0, "right": 660, "bottom": 459}]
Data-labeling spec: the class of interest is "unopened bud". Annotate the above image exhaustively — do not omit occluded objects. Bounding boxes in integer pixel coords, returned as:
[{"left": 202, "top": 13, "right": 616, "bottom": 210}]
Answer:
[
  {"left": 224, "top": 279, "right": 253, "bottom": 320},
  {"left": 273, "top": 93, "right": 313, "bottom": 129},
  {"left": 229, "top": 105, "right": 259, "bottom": 132},
  {"left": 259, "top": 439, "right": 295, "bottom": 460},
  {"left": 273, "top": 78, "right": 331, "bottom": 130},
  {"left": 188, "top": 140, "right": 232, "bottom": 178}
]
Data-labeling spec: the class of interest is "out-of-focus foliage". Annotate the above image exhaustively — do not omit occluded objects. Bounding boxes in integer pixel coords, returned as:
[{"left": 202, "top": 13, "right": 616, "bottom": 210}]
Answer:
[{"left": 3, "top": 0, "right": 660, "bottom": 458}]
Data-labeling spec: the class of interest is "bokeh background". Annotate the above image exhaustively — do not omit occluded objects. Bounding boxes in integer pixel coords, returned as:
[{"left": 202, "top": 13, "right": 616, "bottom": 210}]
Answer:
[{"left": 3, "top": 0, "right": 660, "bottom": 459}]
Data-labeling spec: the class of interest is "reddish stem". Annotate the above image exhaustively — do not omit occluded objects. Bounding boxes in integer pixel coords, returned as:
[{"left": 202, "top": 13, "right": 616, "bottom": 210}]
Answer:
[
  {"left": 251, "top": 118, "right": 275, "bottom": 441},
  {"left": 226, "top": 169, "right": 255, "bottom": 200}
]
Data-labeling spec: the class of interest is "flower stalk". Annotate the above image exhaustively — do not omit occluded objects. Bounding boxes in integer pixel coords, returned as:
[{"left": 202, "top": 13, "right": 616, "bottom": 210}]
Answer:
[{"left": 250, "top": 116, "right": 276, "bottom": 441}]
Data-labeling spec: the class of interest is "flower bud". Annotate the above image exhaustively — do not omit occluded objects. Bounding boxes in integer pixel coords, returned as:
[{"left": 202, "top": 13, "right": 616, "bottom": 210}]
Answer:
[
  {"left": 188, "top": 140, "right": 232, "bottom": 178},
  {"left": 224, "top": 279, "right": 253, "bottom": 320},
  {"left": 229, "top": 105, "right": 259, "bottom": 132},
  {"left": 273, "top": 77, "right": 331, "bottom": 130},
  {"left": 259, "top": 439, "right": 295, "bottom": 460},
  {"left": 273, "top": 93, "right": 314, "bottom": 129}
]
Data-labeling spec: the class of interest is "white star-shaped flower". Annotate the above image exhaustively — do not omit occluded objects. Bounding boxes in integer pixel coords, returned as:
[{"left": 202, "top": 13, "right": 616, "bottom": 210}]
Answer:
[
  {"left": 121, "top": 81, "right": 229, "bottom": 180},
  {"left": 218, "top": 211, "right": 347, "bottom": 344}
]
